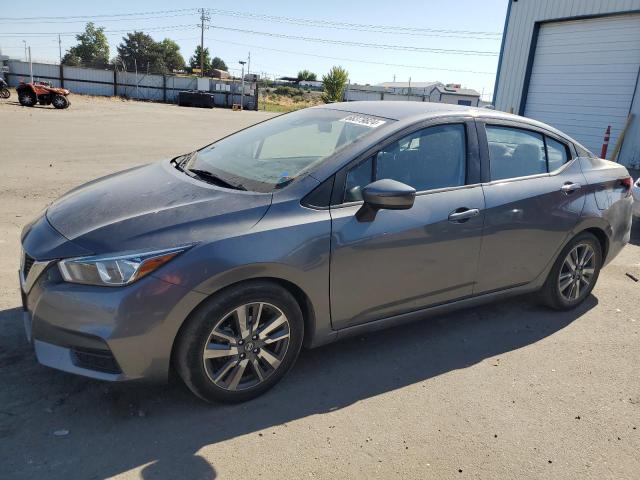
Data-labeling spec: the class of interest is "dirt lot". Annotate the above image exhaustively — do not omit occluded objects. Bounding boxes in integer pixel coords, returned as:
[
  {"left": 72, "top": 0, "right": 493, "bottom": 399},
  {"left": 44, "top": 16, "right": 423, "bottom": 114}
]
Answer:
[{"left": 1, "top": 94, "right": 639, "bottom": 480}]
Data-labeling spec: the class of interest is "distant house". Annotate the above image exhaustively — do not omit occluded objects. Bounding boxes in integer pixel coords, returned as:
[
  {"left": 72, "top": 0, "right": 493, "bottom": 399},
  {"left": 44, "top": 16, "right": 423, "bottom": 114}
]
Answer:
[
  {"left": 428, "top": 84, "right": 481, "bottom": 106},
  {"left": 345, "top": 81, "right": 481, "bottom": 105},
  {"left": 376, "top": 81, "right": 440, "bottom": 95},
  {"left": 211, "top": 69, "right": 230, "bottom": 80}
]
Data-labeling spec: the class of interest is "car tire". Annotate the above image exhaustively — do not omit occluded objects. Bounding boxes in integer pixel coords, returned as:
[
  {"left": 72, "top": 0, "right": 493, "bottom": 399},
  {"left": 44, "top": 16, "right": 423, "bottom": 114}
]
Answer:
[
  {"left": 174, "top": 280, "right": 304, "bottom": 403},
  {"left": 540, "top": 232, "right": 602, "bottom": 310},
  {"left": 18, "top": 90, "right": 36, "bottom": 107}
]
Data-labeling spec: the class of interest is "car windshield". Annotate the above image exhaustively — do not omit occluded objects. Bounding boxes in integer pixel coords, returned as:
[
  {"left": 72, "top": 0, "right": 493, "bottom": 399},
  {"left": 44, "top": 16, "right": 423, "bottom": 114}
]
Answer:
[{"left": 188, "top": 108, "right": 392, "bottom": 192}]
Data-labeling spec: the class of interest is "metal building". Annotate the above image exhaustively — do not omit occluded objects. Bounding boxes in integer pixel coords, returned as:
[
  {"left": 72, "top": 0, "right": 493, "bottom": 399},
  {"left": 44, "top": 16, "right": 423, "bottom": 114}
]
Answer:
[{"left": 493, "top": 0, "right": 640, "bottom": 168}]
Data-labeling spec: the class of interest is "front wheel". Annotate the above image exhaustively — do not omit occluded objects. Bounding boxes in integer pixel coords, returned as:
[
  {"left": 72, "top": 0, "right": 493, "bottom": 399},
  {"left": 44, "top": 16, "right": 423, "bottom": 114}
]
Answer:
[
  {"left": 540, "top": 232, "right": 602, "bottom": 310},
  {"left": 175, "top": 281, "right": 304, "bottom": 403},
  {"left": 0, "top": 88, "right": 9, "bottom": 99},
  {"left": 52, "top": 94, "right": 69, "bottom": 109}
]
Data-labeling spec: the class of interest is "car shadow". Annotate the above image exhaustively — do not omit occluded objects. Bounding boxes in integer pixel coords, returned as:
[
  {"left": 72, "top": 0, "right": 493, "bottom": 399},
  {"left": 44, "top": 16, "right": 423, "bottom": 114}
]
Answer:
[
  {"left": 0, "top": 294, "right": 597, "bottom": 479},
  {"left": 629, "top": 218, "right": 640, "bottom": 246}
]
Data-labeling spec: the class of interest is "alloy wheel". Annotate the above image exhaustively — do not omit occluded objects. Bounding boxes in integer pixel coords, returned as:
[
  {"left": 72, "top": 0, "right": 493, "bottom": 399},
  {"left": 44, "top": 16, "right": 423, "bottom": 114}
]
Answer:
[
  {"left": 557, "top": 243, "right": 596, "bottom": 301},
  {"left": 202, "top": 302, "right": 291, "bottom": 391}
]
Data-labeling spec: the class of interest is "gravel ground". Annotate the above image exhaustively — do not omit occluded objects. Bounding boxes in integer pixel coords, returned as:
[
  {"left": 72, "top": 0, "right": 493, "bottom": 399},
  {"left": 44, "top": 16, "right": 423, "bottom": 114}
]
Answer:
[{"left": 1, "top": 94, "right": 639, "bottom": 480}]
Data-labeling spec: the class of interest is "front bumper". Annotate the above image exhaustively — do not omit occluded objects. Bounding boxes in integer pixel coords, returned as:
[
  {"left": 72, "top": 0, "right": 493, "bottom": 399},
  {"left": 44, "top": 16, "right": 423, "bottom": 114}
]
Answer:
[{"left": 21, "top": 253, "right": 207, "bottom": 383}]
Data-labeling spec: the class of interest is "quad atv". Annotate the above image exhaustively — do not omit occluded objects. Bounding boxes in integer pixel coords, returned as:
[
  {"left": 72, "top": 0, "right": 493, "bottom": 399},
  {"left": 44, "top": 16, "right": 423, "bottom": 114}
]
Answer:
[{"left": 16, "top": 81, "right": 70, "bottom": 109}]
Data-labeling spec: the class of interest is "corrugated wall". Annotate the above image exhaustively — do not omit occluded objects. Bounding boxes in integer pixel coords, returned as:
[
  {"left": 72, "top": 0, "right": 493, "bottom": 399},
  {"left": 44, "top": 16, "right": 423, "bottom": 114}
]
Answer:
[
  {"left": 5, "top": 61, "right": 257, "bottom": 109},
  {"left": 494, "top": 0, "right": 640, "bottom": 113}
]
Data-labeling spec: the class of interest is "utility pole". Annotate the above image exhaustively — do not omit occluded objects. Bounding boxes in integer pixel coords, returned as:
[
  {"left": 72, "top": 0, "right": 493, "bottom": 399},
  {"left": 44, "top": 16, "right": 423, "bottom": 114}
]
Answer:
[
  {"left": 23, "top": 40, "right": 27, "bottom": 61},
  {"left": 58, "top": 34, "right": 62, "bottom": 64},
  {"left": 28, "top": 46, "right": 33, "bottom": 83},
  {"left": 247, "top": 51, "right": 251, "bottom": 77},
  {"left": 239, "top": 60, "right": 246, "bottom": 109},
  {"left": 199, "top": 8, "right": 210, "bottom": 77}
]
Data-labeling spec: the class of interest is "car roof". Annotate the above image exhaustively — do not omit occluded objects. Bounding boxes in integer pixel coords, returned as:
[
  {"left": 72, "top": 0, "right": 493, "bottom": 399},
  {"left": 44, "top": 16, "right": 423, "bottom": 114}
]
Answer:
[
  {"left": 319, "top": 100, "right": 478, "bottom": 120},
  {"left": 318, "top": 101, "right": 589, "bottom": 152}
]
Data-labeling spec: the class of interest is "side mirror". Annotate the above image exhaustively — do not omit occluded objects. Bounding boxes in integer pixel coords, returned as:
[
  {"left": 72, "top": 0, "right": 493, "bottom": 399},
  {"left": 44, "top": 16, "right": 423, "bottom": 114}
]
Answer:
[{"left": 356, "top": 179, "right": 416, "bottom": 222}]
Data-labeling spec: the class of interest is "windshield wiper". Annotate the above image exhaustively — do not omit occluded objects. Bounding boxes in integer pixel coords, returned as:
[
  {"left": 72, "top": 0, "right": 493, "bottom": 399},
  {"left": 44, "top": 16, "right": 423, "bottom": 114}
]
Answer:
[
  {"left": 187, "top": 168, "right": 247, "bottom": 191},
  {"left": 171, "top": 151, "right": 197, "bottom": 172}
]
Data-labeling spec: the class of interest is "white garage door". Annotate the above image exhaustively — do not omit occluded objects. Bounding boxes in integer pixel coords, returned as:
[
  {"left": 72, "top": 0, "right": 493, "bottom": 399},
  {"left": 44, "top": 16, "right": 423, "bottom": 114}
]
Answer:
[{"left": 524, "top": 14, "right": 640, "bottom": 156}]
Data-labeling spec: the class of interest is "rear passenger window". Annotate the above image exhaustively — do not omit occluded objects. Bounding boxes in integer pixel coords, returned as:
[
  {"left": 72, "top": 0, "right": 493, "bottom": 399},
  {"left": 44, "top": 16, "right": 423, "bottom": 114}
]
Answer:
[
  {"left": 487, "top": 126, "right": 546, "bottom": 181},
  {"left": 546, "top": 137, "right": 569, "bottom": 172}
]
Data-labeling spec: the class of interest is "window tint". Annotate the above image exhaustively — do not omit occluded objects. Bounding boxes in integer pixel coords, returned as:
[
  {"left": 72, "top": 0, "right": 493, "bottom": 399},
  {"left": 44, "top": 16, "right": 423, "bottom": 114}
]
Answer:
[
  {"left": 487, "top": 126, "right": 546, "bottom": 181},
  {"left": 344, "top": 157, "right": 373, "bottom": 202},
  {"left": 546, "top": 137, "right": 569, "bottom": 171},
  {"left": 375, "top": 124, "right": 466, "bottom": 191}
]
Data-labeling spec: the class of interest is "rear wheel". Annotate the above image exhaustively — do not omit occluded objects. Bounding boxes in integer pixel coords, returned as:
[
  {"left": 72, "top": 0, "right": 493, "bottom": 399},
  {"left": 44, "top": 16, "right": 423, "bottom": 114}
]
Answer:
[
  {"left": 18, "top": 89, "right": 36, "bottom": 107},
  {"left": 175, "top": 281, "right": 304, "bottom": 403},
  {"left": 540, "top": 232, "right": 602, "bottom": 310},
  {"left": 52, "top": 94, "right": 69, "bottom": 109}
]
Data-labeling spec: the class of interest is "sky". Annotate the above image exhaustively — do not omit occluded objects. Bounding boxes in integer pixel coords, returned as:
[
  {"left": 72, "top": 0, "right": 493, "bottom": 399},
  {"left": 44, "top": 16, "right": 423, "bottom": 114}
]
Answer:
[{"left": 0, "top": 1, "right": 509, "bottom": 100}]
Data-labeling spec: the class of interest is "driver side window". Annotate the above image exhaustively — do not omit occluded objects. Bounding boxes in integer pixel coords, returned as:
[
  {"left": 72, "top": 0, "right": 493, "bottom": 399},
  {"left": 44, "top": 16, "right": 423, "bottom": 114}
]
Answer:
[{"left": 342, "top": 123, "right": 467, "bottom": 203}]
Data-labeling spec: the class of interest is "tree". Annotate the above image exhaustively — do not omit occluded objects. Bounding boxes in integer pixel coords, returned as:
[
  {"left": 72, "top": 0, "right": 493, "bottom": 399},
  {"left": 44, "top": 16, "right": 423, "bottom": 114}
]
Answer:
[
  {"left": 62, "top": 53, "right": 82, "bottom": 67},
  {"left": 297, "top": 69, "right": 317, "bottom": 82},
  {"left": 158, "top": 39, "right": 185, "bottom": 72},
  {"left": 211, "top": 56, "right": 228, "bottom": 72},
  {"left": 321, "top": 66, "right": 349, "bottom": 103},
  {"left": 117, "top": 31, "right": 165, "bottom": 73},
  {"left": 189, "top": 46, "right": 211, "bottom": 73},
  {"left": 62, "top": 22, "right": 109, "bottom": 68}
]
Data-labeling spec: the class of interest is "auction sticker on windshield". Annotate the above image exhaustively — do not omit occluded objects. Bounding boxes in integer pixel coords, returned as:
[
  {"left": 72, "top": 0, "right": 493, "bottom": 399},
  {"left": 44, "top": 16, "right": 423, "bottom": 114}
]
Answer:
[{"left": 339, "top": 114, "right": 387, "bottom": 128}]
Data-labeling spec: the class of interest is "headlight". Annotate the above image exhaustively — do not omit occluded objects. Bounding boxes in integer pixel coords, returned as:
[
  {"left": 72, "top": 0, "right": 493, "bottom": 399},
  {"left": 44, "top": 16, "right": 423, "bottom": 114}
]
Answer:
[{"left": 58, "top": 246, "right": 189, "bottom": 286}]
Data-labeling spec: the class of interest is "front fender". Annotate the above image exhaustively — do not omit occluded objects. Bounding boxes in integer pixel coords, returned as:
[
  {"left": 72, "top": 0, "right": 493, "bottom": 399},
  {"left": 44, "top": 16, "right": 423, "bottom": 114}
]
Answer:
[{"left": 151, "top": 202, "right": 335, "bottom": 347}]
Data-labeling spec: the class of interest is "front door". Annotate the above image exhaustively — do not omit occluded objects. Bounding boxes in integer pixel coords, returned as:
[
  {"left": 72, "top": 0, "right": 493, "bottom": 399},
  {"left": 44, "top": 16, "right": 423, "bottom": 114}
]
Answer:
[{"left": 329, "top": 121, "right": 485, "bottom": 330}]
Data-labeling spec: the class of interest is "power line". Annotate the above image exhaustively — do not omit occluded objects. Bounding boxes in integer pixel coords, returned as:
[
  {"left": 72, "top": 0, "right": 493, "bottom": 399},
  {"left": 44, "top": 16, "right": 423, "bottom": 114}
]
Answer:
[
  {"left": 0, "top": 8, "right": 197, "bottom": 21},
  {"left": 0, "top": 7, "right": 500, "bottom": 37},
  {"left": 210, "top": 26, "right": 499, "bottom": 56},
  {"left": 206, "top": 37, "right": 497, "bottom": 75},
  {"left": 0, "top": 24, "right": 498, "bottom": 56},
  {"left": 0, "top": 12, "right": 195, "bottom": 25},
  {"left": 0, "top": 24, "right": 197, "bottom": 37},
  {"left": 207, "top": 8, "right": 502, "bottom": 38}
]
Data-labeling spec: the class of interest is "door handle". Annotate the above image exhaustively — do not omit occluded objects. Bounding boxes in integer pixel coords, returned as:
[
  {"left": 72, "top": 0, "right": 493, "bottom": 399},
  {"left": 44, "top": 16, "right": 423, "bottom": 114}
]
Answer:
[
  {"left": 561, "top": 182, "right": 581, "bottom": 194},
  {"left": 448, "top": 208, "right": 480, "bottom": 222}
]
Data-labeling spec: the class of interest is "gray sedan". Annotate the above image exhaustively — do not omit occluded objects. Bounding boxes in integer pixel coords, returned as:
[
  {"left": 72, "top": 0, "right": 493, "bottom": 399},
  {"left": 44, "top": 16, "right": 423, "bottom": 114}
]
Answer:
[{"left": 19, "top": 102, "right": 633, "bottom": 403}]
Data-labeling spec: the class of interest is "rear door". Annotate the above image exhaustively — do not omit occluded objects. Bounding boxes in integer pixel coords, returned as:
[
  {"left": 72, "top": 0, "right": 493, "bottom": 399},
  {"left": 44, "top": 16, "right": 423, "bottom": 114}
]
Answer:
[
  {"left": 475, "top": 119, "right": 587, "bottom": 294},
  {"left": 329, "top": 118, "right": 485, "bottom": 329}
]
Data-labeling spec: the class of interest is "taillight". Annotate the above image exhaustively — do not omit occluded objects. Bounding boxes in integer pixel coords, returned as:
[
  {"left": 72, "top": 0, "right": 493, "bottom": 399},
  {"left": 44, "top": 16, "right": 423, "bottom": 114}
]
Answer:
[{"left": 620, "top": 176, "right": 632, "bottom": 196}]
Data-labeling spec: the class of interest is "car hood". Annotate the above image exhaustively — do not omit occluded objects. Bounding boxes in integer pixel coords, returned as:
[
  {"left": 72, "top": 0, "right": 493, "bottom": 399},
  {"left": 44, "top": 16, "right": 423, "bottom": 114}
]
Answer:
[{"left": 45, "top": 160, "right": 272, "bottom": 253}]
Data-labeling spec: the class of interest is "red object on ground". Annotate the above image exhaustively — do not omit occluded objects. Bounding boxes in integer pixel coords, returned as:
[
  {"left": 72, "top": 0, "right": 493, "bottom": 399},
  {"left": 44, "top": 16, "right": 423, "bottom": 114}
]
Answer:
[{"left": 600, "top": 125, "right": 611, "bottom": 159}]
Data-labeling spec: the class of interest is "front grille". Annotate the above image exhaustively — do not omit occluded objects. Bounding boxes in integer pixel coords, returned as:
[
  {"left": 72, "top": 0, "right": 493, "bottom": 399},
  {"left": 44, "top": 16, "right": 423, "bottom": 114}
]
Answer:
[
  {"left": 23, "top": 252, "right": 35, "bottom": 279},
  {"left": 71, "top": 347, "right": 122, "bottom": 374}
]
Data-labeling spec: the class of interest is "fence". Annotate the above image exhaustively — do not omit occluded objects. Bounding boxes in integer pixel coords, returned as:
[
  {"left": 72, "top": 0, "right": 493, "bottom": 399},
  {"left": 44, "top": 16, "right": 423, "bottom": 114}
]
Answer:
[{"left": 5, "top": 60, "right": 258, "bottom": 109}]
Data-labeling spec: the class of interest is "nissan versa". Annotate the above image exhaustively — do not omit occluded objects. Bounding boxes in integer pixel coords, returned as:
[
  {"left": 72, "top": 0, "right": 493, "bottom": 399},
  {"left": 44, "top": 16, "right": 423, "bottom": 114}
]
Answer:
[{"left": 19, "top": 102, "right": 633, "bottom": 403}]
